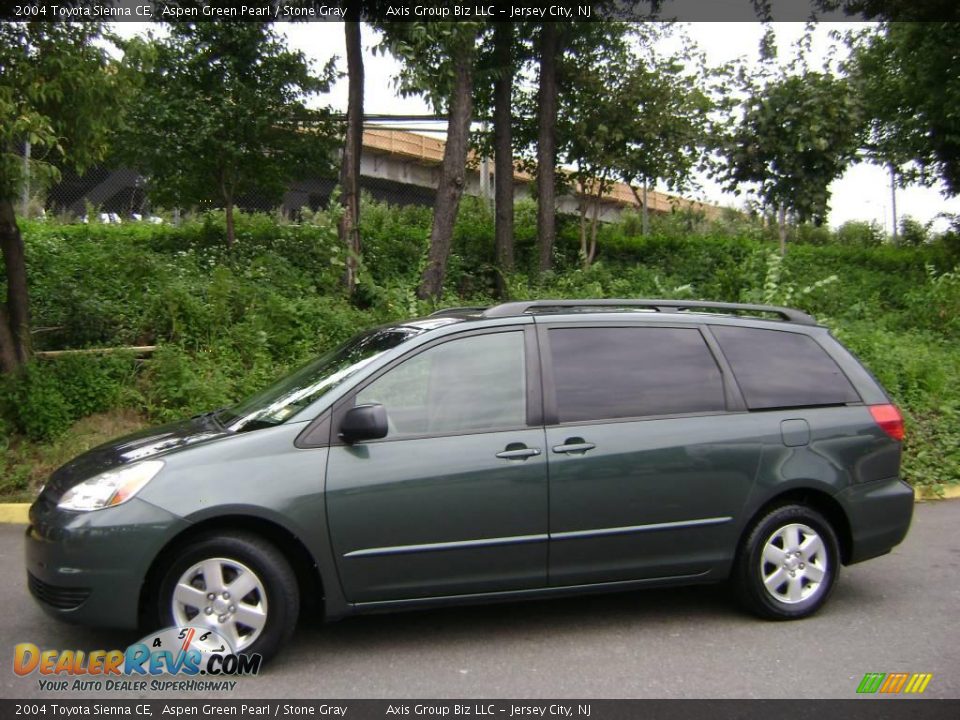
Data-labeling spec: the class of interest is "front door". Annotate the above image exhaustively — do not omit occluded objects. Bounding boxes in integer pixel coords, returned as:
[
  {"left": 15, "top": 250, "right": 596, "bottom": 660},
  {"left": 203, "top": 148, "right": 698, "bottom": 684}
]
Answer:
[{"left": 325, "top": 328, "right": 548, "bottom": 603}]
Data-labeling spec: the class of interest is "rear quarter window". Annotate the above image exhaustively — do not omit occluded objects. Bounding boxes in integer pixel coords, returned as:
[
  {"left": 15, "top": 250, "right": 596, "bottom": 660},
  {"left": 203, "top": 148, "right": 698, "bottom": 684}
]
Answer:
[{"left": 711, "top": 326, "right": 860, "bottom": 410}]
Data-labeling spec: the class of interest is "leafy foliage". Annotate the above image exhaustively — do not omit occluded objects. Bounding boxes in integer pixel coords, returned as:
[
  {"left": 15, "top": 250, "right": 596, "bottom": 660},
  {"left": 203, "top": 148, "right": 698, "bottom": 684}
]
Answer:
[
  {"left": 847, "top": 22, "right": 960, "bottom": 194},
  {"left": 0, "top": 23, "right": 117, "bottom": 202},
  {"left": 117, "top": 24, "right": 338, "bottom": 246},
  {"left": 720, "top": 67, "right": 863, "bottom": 226}
]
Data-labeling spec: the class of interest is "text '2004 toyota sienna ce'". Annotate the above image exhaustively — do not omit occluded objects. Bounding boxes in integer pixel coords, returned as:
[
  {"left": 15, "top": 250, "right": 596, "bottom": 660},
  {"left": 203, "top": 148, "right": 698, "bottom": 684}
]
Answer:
[{"left": 26, "top": 299, "right": 914, "bottom": 661}]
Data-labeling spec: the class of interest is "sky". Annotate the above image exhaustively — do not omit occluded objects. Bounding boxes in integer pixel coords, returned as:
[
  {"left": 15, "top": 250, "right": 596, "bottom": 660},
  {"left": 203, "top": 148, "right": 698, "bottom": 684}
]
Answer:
[{"left": 111, "top": 21, "right": 960, "bottom": 232}]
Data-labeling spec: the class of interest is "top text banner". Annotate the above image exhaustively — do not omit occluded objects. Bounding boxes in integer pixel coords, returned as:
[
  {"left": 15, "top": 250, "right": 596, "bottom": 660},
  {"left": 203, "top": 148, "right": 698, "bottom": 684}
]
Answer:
[{"left": 3, "top": 0, "right": 906, "bottom": 24}]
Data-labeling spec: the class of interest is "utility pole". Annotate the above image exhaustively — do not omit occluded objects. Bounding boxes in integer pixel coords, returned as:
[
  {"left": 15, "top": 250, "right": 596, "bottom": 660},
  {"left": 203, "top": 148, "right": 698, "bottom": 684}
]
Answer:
[{"left": 890, "top": 164, "right": 898, "bottom": 244}]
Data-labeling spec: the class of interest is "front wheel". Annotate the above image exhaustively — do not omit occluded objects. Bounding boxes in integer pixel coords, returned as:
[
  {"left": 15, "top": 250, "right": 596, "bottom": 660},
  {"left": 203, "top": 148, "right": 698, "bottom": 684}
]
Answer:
[
  {"left": 156, "top": 532, "right": 299, "bottom": 661},
  {"left": 735, "top": 504, "right": 840, "bottom": 620}
]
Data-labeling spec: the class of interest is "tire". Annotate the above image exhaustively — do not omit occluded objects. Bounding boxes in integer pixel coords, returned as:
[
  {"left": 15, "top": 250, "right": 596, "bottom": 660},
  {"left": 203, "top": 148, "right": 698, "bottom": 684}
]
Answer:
[
  {"left": 735, "top": 504, "right": 840, "bottom": 620},
  {"left": 155, "top": 532, "right": 299, "bottom": 662}
]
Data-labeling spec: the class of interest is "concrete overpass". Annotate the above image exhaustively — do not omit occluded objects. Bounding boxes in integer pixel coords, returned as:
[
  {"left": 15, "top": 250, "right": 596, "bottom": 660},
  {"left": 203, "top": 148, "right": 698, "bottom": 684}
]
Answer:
[
  {"left": 285, "top": 128, "right": 725, "bottom": 223},
  {"left": 47, "top": 128, "right": 725, "bottom": 221}
]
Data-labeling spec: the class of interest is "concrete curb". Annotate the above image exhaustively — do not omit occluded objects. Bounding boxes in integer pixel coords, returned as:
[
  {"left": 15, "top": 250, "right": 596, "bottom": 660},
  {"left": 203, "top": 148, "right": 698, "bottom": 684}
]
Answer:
[
  {"left": 0, "top": 485, "right": 958, "bottom": 524},
  {"left": 0, "top": 504, "right": 29, "bottom": 524},
  {"left": 916, "top": 484, "right": 960, "bottom": 502}
]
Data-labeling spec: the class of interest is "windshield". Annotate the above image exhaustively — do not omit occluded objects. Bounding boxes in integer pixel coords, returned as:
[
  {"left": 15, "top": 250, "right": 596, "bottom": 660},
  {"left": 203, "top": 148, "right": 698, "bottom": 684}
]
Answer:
[{"left": 219, "top": 326, "right": 422, "bottom": 432}]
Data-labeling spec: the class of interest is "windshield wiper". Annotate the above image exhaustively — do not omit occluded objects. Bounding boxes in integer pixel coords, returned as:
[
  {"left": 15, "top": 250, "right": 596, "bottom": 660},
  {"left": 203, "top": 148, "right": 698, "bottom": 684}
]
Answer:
[{"left": 191, "top": 406, "right": 229, "bottom": 430}]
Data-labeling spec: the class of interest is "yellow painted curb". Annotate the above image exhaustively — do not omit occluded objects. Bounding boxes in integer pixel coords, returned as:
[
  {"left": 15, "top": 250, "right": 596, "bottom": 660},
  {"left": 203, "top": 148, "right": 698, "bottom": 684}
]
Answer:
[
  {"left": 916, "top": 484, "right": 960, "bottom": 502},
  {"left": 0, "top": 485, "right": 957, "bottom": 523},
  {"left": 0, "top": 504, "right": 29, "bottom": 524}
]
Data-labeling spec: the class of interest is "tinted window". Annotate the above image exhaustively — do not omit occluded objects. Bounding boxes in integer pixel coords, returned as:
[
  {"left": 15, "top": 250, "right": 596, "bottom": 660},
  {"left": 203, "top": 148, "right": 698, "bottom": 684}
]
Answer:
[
  {"left": 712, "top": 326, "right": 860, "bottom": 409},
  {"left": 549, "top": 327, "right": 725, "bottom": 423},
  {"left": 357, "top": 331, "right": 526, "bottom": 436},
  {"left": 223, "top": 327, "right": 421, "bottom": 432}
]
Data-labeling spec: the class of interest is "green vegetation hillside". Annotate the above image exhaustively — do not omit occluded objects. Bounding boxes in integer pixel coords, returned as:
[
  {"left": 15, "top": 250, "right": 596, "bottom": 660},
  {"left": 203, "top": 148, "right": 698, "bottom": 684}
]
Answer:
[{"left": 1, "top": 199, "right": 958, "bottom": 499}]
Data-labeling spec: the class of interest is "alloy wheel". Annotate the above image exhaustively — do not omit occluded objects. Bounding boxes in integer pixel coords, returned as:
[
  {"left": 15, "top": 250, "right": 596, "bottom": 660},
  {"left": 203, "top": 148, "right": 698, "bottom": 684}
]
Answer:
[
  {"left": 170, "top": 557, "right": 268, "bottom": 653},
  {"left": 759, "top": 522, "right": 829, "bottom": 605}
]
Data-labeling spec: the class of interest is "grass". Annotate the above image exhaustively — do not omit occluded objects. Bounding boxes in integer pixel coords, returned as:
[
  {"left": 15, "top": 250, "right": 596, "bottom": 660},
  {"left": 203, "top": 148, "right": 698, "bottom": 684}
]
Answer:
[{"left": 0, "top": 409, "right": 148, "bottom": 502}]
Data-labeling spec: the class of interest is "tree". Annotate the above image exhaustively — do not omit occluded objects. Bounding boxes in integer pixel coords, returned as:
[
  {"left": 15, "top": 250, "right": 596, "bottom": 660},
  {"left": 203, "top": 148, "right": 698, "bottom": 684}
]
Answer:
[
  {"left": 340, "top": 21, "right": 364, "bottom": 294},
  {"left": 119, "top": 23, "right": 337, "bottom": 249},
  {"left": 378, "top": 22, "right": 484, "bottom": 300},
  {"left": 847, "top": 22, "right": 960, "bottom": 197},
  {"left": 492, "top": 23, "right": 517, "bottom": 297},
  {"left": 529, "top": 10, "right": 655, "bottom": 271},
  {"left": 0, "top": 23, "right": 116, "bottom": 374},
  {"left": 535, "top": 23, "right": 560, "bottom": 274},
  {"left": 720, "top": 66, "right": 862, "bottom": 254},
  {"left": 616, "top": 45, "right": 713, "bottom": 236},
  {"left": 554, "top": 24, "right": 635, "bottom": 267}
]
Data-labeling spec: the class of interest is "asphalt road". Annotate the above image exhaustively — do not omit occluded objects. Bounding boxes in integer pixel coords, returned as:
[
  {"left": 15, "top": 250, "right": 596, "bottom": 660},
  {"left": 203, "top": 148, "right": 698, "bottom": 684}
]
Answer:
[{"left": 1, "top": 501, "right": 958, "bottom": 700}]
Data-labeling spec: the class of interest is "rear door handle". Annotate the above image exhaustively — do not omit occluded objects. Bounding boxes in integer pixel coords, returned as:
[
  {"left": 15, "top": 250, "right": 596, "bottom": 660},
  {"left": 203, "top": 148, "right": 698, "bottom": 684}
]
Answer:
[
  {"left": 496, "top": 445, "right": 541, "bottom": 460},
  {"left": 552, "top": 442, "right": 596, "bottom": 455}
]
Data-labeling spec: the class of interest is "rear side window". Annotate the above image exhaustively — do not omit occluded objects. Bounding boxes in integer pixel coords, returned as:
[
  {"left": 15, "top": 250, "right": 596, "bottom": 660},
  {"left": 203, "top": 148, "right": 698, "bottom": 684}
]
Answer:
[
  {"left": 548, "top": 327, "right": 726, "bottom": 423},
  {"left": 712, "top": 326, "right": 860, "bottom": 409}
]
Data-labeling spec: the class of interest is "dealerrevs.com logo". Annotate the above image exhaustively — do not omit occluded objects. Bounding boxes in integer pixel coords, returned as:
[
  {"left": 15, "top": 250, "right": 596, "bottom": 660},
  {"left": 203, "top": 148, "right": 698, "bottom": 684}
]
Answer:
[{"left": 13, "top": 627, "right": 261, "bottom": 692}]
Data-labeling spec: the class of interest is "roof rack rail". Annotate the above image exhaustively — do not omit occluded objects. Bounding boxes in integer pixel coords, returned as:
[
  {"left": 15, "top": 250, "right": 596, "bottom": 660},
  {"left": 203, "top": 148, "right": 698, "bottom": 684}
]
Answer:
[
  {"left": 482, "top": 299, "right": 816, "bottom": 325},
  {"left": 428, "top": 306, "right": 488, "bottom": 317}
]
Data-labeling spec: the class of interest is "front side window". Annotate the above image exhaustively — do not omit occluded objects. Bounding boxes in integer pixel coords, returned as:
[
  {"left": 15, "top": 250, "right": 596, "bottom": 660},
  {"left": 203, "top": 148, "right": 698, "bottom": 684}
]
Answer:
[
  {"left": 548, "top": 326, "right": 726, "bottom": 423},
  {"left": 221, "top": 327, "right": 422, "bottom": 432},
  {"left": 356, "top": 331, "right": 527, "bottom": 436}
]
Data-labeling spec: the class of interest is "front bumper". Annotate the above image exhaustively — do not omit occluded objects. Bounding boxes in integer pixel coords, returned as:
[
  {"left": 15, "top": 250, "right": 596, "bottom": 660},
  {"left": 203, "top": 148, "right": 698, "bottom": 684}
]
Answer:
[
  {"left": 25, "top": 496, "right": 189, "bottom": 629},
  {"left": 836, "top": 476, "right": 914, "bottom": 565}
]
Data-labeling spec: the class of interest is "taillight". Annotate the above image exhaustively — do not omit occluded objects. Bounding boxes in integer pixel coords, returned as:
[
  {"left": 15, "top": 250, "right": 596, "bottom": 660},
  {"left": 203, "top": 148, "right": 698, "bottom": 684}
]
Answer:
[{"left": 869, "top": 404, "right": 905, "bottom": 441}]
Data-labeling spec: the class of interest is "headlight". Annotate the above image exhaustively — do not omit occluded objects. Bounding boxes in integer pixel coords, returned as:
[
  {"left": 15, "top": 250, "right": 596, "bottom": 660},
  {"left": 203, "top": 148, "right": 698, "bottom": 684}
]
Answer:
[{"left": 57, "top": 461, "right": 164, "bottom": 512}]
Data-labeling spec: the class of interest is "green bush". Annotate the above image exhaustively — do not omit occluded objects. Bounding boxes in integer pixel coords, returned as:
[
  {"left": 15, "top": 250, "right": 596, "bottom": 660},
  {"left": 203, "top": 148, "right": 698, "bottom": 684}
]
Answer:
[
  {"left": 2, "top": 202, "right": 959, "bottom": 494},
  {"left": 0, "top": 354, "right": 138, "bottom": 442},
  {"left": 835, "top": 220, "right": 885, "bottom": 247},
  {"left": 899, "top": 216, "right": 930, "bottom": 247}
]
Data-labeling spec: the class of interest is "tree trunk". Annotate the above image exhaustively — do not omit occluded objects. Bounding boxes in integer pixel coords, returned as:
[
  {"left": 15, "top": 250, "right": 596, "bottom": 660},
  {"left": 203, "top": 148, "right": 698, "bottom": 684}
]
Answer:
[
  {"left": 629, "top": 184, "right": 646, "bottom": 236},
  {"left": 578, "top": 177, "right": 588, "bottom": 265},
  {"left": 417, "top": 40, "right": 476, "bottom": 300},
  {"left": 341, "top": 20, "right": 364, "bottom": 294},
  {"left": 587, "top": 183, "right": 603, "bottom": 266},
  {"left": 642, "top": 180, "right": 649, "bottom": 236},
  {"left": 536, "top": 23, "right": 558, "bottom": 274},
  {"left": 777, "top": 204, "right": 787, "bottom": 256},
  {"left": 493, "top": 22, "right": 514, "bottom": 300},
  {"left": 225, "top": 198, "right": 236, "bottom": 249},
  {"left": 0, "top": 304, "right": 20, "bottom": 375},
  {"left": 0, "top": 197, "right": 32, "bottom": 373}
]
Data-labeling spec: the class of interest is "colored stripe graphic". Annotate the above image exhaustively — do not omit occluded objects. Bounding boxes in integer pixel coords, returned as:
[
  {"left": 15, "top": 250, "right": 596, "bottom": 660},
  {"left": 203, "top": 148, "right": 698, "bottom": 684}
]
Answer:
[
  {"left": 904, "top": 674, "right": 933, "bottom": 694},
  {"left": 880, "top": 672, "right": 909, "bottom": 693},
  {"left": 857, "top": 672, "right": 932, "bottom": 694},
  {"left": 857, "top": 673, "right": 886, "bottom": 693}
]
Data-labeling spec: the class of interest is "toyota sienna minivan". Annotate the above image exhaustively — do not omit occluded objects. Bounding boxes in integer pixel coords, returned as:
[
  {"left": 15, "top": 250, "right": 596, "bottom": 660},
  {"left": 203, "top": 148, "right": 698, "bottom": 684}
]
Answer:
[{"left": 26, "top": 299, "right": 914, "bottom": 661}]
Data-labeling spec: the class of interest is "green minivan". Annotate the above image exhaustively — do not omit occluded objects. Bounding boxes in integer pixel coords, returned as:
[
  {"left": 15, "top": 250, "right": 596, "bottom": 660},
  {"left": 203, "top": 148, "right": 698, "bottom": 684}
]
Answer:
[{"left": 26, "top": 300, "right": 914, "bottom": 661}]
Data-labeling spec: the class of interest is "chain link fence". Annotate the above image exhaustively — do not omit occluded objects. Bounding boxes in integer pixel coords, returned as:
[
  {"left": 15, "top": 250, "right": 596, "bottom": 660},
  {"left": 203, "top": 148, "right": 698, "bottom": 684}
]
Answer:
[
  {"left": 16, "top": 128, "right": 453, "bottom": 224},
  {"left": 23, "top": 163, "right": 442, "bottom": 224},
  {"left": 17, "top": 128, "right": 699, "bottom": 227}
]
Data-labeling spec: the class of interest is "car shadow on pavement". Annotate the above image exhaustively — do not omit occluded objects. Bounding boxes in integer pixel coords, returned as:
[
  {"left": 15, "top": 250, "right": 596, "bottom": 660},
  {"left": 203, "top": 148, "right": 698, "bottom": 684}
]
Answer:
[{"left": 276, "top": 583, "right": 738, "bottom": 666}]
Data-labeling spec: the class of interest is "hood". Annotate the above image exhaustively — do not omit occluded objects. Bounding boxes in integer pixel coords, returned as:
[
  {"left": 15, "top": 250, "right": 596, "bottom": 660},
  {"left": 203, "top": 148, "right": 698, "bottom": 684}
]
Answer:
[{"left": 42, "top": 413, "right": 229, "bottom": 501}]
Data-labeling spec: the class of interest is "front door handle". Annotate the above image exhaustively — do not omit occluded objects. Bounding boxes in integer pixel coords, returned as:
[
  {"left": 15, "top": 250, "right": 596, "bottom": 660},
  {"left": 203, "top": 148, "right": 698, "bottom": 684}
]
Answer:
[
  {"left": 552, "top": 440, "right": 596, "bottom": 455},
  {"left": 496, "top": 444, "right": 542, "bottom": 461}
]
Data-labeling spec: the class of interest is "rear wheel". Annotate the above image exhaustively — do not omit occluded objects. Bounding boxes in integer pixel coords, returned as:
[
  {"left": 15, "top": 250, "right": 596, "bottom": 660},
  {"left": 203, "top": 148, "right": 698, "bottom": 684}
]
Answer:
[
  {"left": 735, "top": 504, "right": 840, "bottom": 620},
  {"left": 156, "top": 533, "right": 299, "bottom": 661}
]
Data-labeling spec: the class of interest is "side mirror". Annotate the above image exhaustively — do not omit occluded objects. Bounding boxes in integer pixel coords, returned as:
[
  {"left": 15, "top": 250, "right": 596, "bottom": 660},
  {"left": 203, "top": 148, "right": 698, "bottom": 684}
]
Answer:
[{"left": 339, "top": 403, "right": 388, "bottom": 444}]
